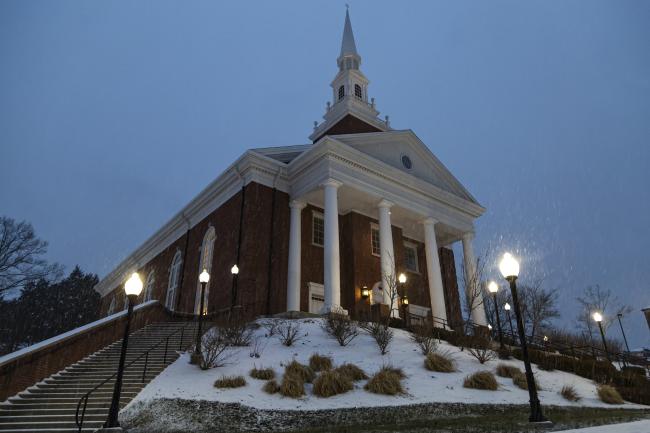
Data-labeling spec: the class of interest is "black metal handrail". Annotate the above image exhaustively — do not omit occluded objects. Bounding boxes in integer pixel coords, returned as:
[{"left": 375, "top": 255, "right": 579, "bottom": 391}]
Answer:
[{"left": 74, "top": 321, "right": 195, "bottom": 433}]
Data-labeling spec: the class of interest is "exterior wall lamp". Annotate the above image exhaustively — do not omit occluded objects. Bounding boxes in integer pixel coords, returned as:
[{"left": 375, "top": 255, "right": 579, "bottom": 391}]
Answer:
[{"left": 361, "top": 286, "right": 370, "bottom": 299}]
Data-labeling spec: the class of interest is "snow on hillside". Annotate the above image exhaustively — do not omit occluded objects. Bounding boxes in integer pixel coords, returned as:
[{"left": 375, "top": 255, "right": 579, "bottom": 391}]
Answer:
[{"left": 128, "top": 318, "right": 648, "bottom": 411}]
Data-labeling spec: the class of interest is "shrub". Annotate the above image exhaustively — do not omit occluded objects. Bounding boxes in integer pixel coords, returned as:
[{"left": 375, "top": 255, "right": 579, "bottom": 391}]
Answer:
[
  {"left": 261, "top": 319, "right": 279, "bottom": 337},
  {"left": 463, "top": 371, "right": 498, "bottom": 390},
  {"left": 537, "top": 354, "right": 556, "bottom": 371},
  {"left": 364, "top": 370, "right": 404, "bottom": 395},
  {"left": 199, "top": 329, "right": 233, "bottom": 369},
  {"left": 285, "top": 360, "right": 315, "bottom": 383},
  {"left": 467, "top": 345, "right": 496, "bottom": 364},
  {"left": 249, "top": 337, "right": 266, "bottom": 358},
  {"left": 189, "top": 352, "right": 202, "bottom": 365},
  {"left": 323, "top": 313, "right": 359, "bottom": 346},
  {"left": 263, "top": 379, "right": 280, "bottom": 394},
  {"left": 447, "top": 333, "right": 488, "bottom": 350},
  {"left": 250, "top": 367, "right": 275, "bottom": 380},
  {"left": 410, "top": 325, "right": 438, "bottom": 356},
  {"left": 366, "top": 322, "right": 393, "bottom": 355},
  {"left": 334, "top": 363, "right": 368, "bottom": 381},
  {"left": 277, "top": 320, "right": 302, "bottom": 347},
  {"left": 313, "top": 370, "right": 353, "bottom": 397},
  {"left": 424, "top": 352, "right": 456, "bottom": 373},
  {"left": 221, "top": 317, "right": 255, "bottom": 347},
  {"left": 497, "top": 347, "right": 511, "bottom": 360},
  {"left": 280, "top": 374, "right": 305, "bottom": 398},
  {"left": 214, "top": 375, "right": 246, "bottom": 388},
  {"left": 560, "top": 385, "right": 581, "bottom": 402},
  {"left": 309, "top": 353, "right": 333, "bottom": 372},
  {"left": 495, "top": 364, "right": 521, "bottom": 378},
  {"left": 598, "top": 385, "right": 624, "bottom": 404},
  {"left": 512, "top": 372, "right": 540, "bottom": 391}
]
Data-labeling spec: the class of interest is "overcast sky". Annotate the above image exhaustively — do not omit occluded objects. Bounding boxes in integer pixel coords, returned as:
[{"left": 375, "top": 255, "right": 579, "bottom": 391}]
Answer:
[{"left": 1, "top": 1, "right": 649, "bottom": 348}]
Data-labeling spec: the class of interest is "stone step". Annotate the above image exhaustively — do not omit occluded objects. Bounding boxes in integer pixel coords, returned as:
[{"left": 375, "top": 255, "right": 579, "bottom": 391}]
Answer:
[
  {"left": 0, "top": 420, "right": 104, "bottom": 430},
  {"left": 0, "top": 407, "right": 107, "bottom": 416}
]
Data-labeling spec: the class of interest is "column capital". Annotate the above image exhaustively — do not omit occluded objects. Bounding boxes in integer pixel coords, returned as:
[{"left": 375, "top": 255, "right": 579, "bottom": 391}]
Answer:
[
  {"left": 462, "top": 231, "right": 475, "bottom": 242},
  {"left": 321, "top": 178, "right": 343, "bottom": 189},
  {"left": 377, "top": 199, "right": 394, "bottom": 209},
  {"left": 421, "top": 217, "right": 438, "bottom": 227},
  {"left": 289, "top": 200, "right": 307, "bottom": 210}
]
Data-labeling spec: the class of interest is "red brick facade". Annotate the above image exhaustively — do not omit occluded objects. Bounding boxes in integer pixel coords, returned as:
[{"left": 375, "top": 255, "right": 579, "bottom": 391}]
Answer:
[{"left": 100, "top": 181, "right": 462, "bottom": 323}]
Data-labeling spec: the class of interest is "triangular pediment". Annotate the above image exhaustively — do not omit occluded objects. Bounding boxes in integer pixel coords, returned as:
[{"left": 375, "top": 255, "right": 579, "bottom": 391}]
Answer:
[{"left": 331, "top": 130, "right": 480, "bottom": 205}]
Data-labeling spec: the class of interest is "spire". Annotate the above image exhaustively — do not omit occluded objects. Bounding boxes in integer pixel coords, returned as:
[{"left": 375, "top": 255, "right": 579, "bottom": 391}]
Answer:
[{"left": 340, "top": 8, "right": 358, "bottom": 58}]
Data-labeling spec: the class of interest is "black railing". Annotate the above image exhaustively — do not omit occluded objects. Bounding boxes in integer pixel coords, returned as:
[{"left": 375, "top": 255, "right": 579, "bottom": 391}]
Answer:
[{"left": 75, "top": 321, "right": 194, "bottom": 433}]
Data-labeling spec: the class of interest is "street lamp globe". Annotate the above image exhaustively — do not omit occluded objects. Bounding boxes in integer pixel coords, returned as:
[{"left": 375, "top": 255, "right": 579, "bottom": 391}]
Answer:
[
  {"left": 488, "top": 281, "right": 499, "bottom": 294},
  {"left": 499, "top": 253, "right": 520, "bottom": 280},
  {"left": 504, "top": 302, "right": 511, "bottom": 311},
  {"left": 199, "top": 269, "right": 210, "bottom": 284},
  {"left": 398, "top": 273, "right": 407, "bottom": 284},
  {"left": 124, "top": 273, "right": 143, "bottom": 296},
  {"left": 488, "top": 324, "right": 492, "bottom": 330},
  {"left": 231, "top": 264, "right": 239, "bottom": 275},
  {"left": 592, "top": 312, "right": 603, "bottom": 323}
]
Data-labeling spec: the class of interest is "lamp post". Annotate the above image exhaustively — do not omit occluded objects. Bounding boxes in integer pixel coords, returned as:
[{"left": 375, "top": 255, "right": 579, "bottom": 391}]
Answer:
[
  {"left": 398, "top": 273, "right": 407, "bottom": 322},
  {"left": 230, "top": 264, "right": 239, "bottom": 307},
  {"left": 105, "top": 272, "right": 143, "bottom": 429},
  {"left": 499, "top": 253, "right": 547, "bottom": 423},
  {"left": 194, "top": 269, "right": 210, "bottom": 357},
  {"left": 504, "top": 302, "right": 515, "bottom": 342},
  {"left": 543, "top": 335, "right": 549, "bottom": 351},
  {"left": 617, "top": 313, "right": 631, "bottom": 354},
  {"left": 488, "top": 281, "right": 505, "bottom": 351},
  {"left": 593, "top": 312, "right": 610, "bottom": 361}
]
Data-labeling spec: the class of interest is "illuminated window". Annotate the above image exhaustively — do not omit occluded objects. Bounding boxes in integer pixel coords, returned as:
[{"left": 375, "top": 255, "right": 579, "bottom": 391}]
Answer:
[{"left": 312, "top": 212, "right": 324, "bottom": 247}]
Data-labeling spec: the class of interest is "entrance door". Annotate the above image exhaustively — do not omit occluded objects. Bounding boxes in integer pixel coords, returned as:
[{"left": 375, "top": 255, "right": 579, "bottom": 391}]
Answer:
[{"left": 308, "top": 282, "right": 325, "bottom": 314}]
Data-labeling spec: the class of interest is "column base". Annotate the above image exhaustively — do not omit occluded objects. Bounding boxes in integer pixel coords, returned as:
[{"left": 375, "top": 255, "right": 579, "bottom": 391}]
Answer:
[{"left": 319, "top": 305, "right": 348, "bottom": 315}]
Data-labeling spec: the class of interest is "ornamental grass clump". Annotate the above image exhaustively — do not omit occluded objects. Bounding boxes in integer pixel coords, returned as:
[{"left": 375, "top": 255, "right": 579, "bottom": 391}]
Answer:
[
  {"left": 598, "top": 385, "right": 624, "bottom": 404},
  {"left": 214, "top": 375, "right": 246, "bottom": 388},
  {"left": 285, "top": 360, "right": 315, "bottom": 383},
  {"left": 313, "top": 370, "right": 353, "bottom": 397},
  {"left": 424, "top": 351, "right": 456, "bottom": 373},
  {"left": 250, "top": 367, "right": 275, "bottom": 380},
  {"left": 263, "top": 379, "right": 280, "bottom": 394},
  {"left": 279, "top": 374, "right": 305, "bottom": 398},
  {"left": 334, "top": 363, "right": 368, "bottom": 381},
  {"left": 379, "top": 364, "right": 406, "bottom": 379},
  {"left": 512, "top": 372, "right": 540, "bottom": 391},
  {"left": 463, "top": 371, "right": 498, "bottom": 391},
  {"left": 364, "top": 369, "right": 404, "bottom": 395},
  {"left": 495, "top": 363, "right": 521, "bottom": 378},
  {"left": 560, "top": 384, "right": 581, "bottom": 402},
  {"left": 309, "top": 353, "right": 333, "bottom": 372}
]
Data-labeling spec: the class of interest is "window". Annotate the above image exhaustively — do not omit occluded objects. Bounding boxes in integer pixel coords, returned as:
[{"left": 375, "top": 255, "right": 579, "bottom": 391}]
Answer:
[
  {"left": 338, "top": 85, "right": 345, "bottom": 100},
  {"left": 166, "top": 251, "right": 183, "bottom": 311},
  {"left": 144, "top": 271, "right": 155, "bottom": 302},
  {"left": 312, "top": 212, "right": 324, "bottom": 247},
  {"left": 123, "top": 295, "right": 128, "bottom": 310},
  {"left": 404, "top": 242, "right": 419, "bottom": 273},
  {"left": 195, "top": 227, "right": 216, "bottom": 315},
  {"left": 354, "top": 84, "right": 362, "bottom": 99},
  {"left": 107, "top": 296, "right": 116, "bottom": 315},
  {"left": 401, "top": 154, "right": 413, "bottom": 170},
  {"left": 371, "top": 224, "right": 380, "bottom": 256}
]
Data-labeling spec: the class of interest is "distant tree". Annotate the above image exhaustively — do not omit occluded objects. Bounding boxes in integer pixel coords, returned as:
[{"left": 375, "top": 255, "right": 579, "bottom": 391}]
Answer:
[
  {"left": 575, "top": 285, "right": 632, "bottom": 345},
  {"left": 0, "top": 216, "right": 61, "bottom": 297},
  {"left": 517, "top": 279, "right": 560, "bottom": 340}
]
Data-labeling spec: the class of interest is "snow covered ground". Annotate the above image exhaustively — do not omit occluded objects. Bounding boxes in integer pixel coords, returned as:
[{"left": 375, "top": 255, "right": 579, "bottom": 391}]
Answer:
[
  {"left": 552, "top": 419, "right": 650, "bottom": 432},
  {"left": 128, "top": 318, "right": 648, "bottom": 411}
]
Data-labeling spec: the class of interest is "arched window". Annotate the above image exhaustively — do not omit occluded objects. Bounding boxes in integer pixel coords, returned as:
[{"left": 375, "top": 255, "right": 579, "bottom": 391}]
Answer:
[
  {"left": 107, "top": 296, "right": 116, "bottom": 315},
  {"left": 195, "top": 227, "right": 216, "bottom": 315},
  {"left": 354, "top": 84, "right": 362, "bottom": 99},
  {"left": 338, "top": 85, "right": 345, "bottom": 101},
  {"left": 144, "top": 271, "right": 155, "bottom": 302},
  {"left": 166, "top": 251, "right": 183, "bottom": 311}
]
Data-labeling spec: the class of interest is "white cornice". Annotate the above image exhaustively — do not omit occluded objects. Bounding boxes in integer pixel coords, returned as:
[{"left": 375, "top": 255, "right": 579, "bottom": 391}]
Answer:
[{"left": 94, "top": 152, "right": 288, "bottom": 297}]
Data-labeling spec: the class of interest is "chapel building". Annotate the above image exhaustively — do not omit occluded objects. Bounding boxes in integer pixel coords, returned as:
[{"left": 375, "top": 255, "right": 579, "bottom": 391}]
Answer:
[{"left": 95, "top": 11, "right": 489, "bottom": 330}]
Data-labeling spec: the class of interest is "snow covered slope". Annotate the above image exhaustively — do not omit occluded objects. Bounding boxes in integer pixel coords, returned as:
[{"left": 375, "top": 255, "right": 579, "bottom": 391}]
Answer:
[{"left": 128, "top": 318, "right": 648, "bottom": 411}]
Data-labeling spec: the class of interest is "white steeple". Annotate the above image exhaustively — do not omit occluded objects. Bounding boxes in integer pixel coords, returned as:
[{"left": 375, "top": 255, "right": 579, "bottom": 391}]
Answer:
[{"left": 309, "top": 8, "right": 390, "bottom": 142}]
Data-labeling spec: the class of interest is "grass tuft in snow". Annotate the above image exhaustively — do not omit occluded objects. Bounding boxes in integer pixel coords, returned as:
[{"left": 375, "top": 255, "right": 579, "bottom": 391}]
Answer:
[
  {"left": 250, "top": 366, "right": 275, "bottom": 380},
  {"left": 463, "top": 371, "right": 498, "bottom": 390},
  {"left": 214, "top": 375, "right": 246, "bottom": 388},
  {"left": 280, "top": 373, "right": 305, "bottom": 398},
  {"left": 309, "top": 353, "right": 333, "bottom": 372},
  {"left": 560, "top": 384, "right": 581, "bottom": 402},
  {"left": 597, "top": 385, "right": 624, "bottom": 404},
  {"left": 512, "top": 371, "right": 540, "bottom": 391},
  {"left": 262, "top": 379, "right": 280, "bottom": 394},
  {"left": 313, "top": 370, "right": 353, "bottom": 397},
  {"left": 364, "top": 369, "right": 404, "bottom": 395},
  {"left": 495, "top": 363, "right": 521, "bottom": 378},
  {"left": 334, "top": 363, "right": 368, "bottom": 381},
  {"left": 380, "top": 364, "right": 406, "bottom": 379},
  {"left": 285, "top": 360, "right": 316, "bottom": 383},
  {"left": 424, "top": 351, "right": 456, "bottom": 373}
]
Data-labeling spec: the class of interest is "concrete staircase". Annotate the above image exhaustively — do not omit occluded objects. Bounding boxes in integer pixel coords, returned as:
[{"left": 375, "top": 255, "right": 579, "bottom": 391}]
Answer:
[{"left": 0, "top": 321, "right": 199, "bottom": 433}]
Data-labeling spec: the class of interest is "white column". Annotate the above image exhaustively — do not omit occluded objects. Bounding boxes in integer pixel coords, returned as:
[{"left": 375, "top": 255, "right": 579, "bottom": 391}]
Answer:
[
  {"left": 422, "top": 218, "right": 448, "bottom": 327},
  {"left": 322, "top": 179, "right": 343, "bottom": 313},
  {"left": 377, "top": 200, "right": 397, "bottom": 315},
  {"left": 286, "top": 200, "right": 305, "bottom": 312},
  {"left": 462, "top": 232, "right": 488, "bottom": 326}
]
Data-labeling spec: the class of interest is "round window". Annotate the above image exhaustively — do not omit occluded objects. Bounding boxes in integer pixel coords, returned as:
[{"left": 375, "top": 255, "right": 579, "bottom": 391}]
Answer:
[{"left": 401, "top": 154, "right": 413, "bottom": 170}]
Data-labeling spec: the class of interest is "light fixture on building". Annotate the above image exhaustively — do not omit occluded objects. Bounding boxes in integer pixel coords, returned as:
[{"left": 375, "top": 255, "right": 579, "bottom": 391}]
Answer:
[
  {"left": 231, "top": 264, "right": 239, "bottom": 275},
  {"left": 402, "top": 294, "right": 409, "bottom": 305},
  {"left": 361, "top": 286, "right": 370, "bottom": 299}
]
